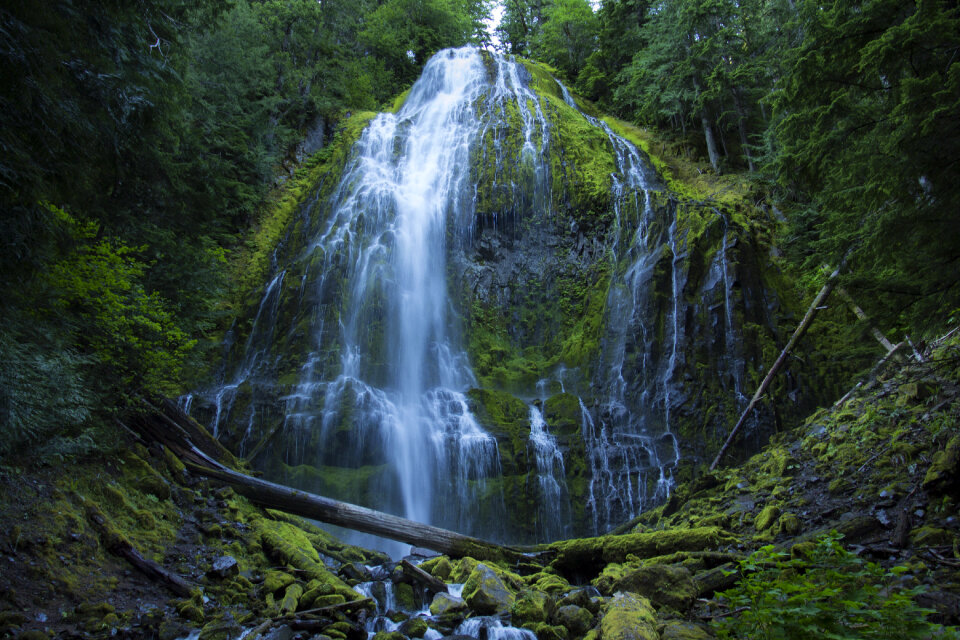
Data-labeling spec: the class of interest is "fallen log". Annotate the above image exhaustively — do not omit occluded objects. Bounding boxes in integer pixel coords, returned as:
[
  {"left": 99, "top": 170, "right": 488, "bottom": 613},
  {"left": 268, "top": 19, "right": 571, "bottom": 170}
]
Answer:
[
  {"left": 78, "top": 494, "right": 194, "bottom": 598},
  {"left": 401, "top": 558, "right": 448, "bottom": 594},
  {"left": 710, "top": 264, "right": 841, "bottom": 470},
  {"left": 185, "top": 461, "right": 530, "bottom": 565}
]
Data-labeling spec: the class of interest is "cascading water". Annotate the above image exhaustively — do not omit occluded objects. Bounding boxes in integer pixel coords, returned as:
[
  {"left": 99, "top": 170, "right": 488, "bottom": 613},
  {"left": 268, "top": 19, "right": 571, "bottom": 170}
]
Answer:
[
  {"left": 188, "top": 46, "right": 760, "bottom": 546},
  {"left": 555, "top": 81, "right": 681, "bottom": 532}
]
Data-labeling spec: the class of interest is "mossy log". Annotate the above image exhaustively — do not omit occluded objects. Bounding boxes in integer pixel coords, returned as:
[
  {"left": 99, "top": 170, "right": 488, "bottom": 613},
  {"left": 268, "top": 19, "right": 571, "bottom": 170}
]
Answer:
[
  {"left": 188, "top": 462, "right": 530, "bottom": 564},
  {"left": 401, "top": 559, "right": 448, "bottom": 594},
  {"left": 79, "top": 495, "right": 194, "bottom": 598}
]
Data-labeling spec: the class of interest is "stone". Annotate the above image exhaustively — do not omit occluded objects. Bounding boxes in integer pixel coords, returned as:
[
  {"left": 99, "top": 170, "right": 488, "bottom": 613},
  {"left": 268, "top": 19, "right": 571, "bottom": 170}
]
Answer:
[
  {"left": 754, "top": 505, "right": 781, "bottom": 531},
  {"left": 553, "top": 604, "right": 594, "bottom": 636},
  {"left": 511, "top": 589, "right": 554, "bottom": 624},
  {"left": 263, "top": 626, "right": 294, "bottom": 640},
  {"left": 598, "top": 592, "right": 658, "bottom": 640},
  {"left": 557, "top": 586, "right": 601, "bottom": 614},
  {"left": 280, "top": 583, "right": 304, "bottom": 614},
  {"left": 923, "top": 436, "right": 960, "bottom": 496},
  {"left": 610, "top": 564, "right": 696, "bottom": 611},
  {"left": 338, "top": 563, "right": 373, "bottom": 582},
  {"left": 208, "top": 555, "right": 239, "bottom": 579},
  {"left": 659, "top": 620, "right": 713, "bottom": 640},
  {"left": 777, "top": 512, "right": 802, "bottom": 536},
  {"left": 430, "top": 592, "right": 469, "bottom": 617},
  {"left": 263, "top": 570, "right": 297, "bottom": 594},
  {"left": 463, "top": 563, "right": 515, "bottom": 615},
  {"left": 399, "top": 617, "right": 430, "bottom": 638}
]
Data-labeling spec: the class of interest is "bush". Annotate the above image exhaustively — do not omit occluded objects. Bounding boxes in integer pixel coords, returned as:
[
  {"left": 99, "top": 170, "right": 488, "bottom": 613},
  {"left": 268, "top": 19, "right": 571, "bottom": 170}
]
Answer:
[{"left": 712, "top": 533, "right": 958, "bottom": 640}]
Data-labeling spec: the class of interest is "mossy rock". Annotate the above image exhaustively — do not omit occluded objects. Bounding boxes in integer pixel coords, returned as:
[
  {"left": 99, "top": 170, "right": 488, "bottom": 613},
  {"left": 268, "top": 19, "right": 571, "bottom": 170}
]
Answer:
[
  {"left": 263, "top": 570, "right": 296, "bottom": 594},
  {"left": 659, "top": 620, "right": 713, "bottom": 640},
  {"left": 754, "top": 505, "right": 781, "bottom": 532},
  {"left": 553, "top": 604, "right": 594, "bottom": 636},
  {"left": 420, "top": 556, "right": 453, "bottom": 581},
  {"left": 279, "top": 583, "right": 304, "bottom": 614},
  {"left": 910, "top": 526, "right": 956, "bottom": 547},
  {"left": 610, "top": 564, "right": 695, "bottom": 610},
  {"left": 529, "top": 572, "right": 571, "bottom": 595},
  {"left": 398, "top": 617, "right": 429, "bottom": 638},
  {"left": 429, "top": 592, "right": 468, "bottom": 617},
  {"left": 922, "top": 436, "right": 960, "bottom": 496},
  {"left": 372, "top": 632, "right": 405, "bottom": 640},
  {"left": 511, "top": 589, "right": 555, "bottom": 625},
  {"left": 199, "top": 614, "right": 243, "bottom": 640},
  {"left": 598, "top": 592, "right": 658, "bottom": 640},
  {"left": 777, "top": 512, "right": 802, "bottom": 536},
  {"left": 463, "top": 563, "right": 516, "bottom": 615}
]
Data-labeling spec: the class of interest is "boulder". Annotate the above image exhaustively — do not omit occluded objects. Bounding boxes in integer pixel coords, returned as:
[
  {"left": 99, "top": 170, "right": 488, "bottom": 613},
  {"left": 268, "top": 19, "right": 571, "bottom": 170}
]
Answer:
[
  {"left": 553, "top": 604, "right": 594, "bottom": 636},
  {"left": 598, "top": 592, "right": 658, "bottom": 640},
  {"left": 463, "top": 563, "right": 515, "bottom": 615},
  {"left": 923, "top": 436, "right": 960, "bottom": 496},
  {"left": 511, "top": 589, "right": 554, "bottom": 625},
  {"left": 659, "top": 620, "right": 713, "bottom": 640},
  {"left": 430, "top": 592, "right": 469, "bottom": 617},
  {"left": 610, "top": 564, "right": 696, "bottom": 611}
]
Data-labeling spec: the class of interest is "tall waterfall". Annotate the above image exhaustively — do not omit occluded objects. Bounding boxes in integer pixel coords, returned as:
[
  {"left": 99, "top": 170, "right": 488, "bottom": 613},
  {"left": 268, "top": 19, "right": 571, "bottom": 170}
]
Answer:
[{"left": 188, "top": 46, "right": 757, "bottom": 547}]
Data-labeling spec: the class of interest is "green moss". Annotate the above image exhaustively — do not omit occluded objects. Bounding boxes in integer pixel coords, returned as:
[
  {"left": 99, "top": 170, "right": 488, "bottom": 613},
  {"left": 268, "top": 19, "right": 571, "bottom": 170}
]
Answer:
[
  {"left": 754, "top": 505, "right": 781, "bottom": 532},
  {"left": 236, "top": 110, "right": 377, "bottom": 298},
  {"left": 599, "top": 592, "right": 659, "bottom": 640},
  {"left": 548, "top": 526, "right": 736, "bottom": 577},
  {"left": 511, "top": 589, "right": 554, "bottom": 625}
]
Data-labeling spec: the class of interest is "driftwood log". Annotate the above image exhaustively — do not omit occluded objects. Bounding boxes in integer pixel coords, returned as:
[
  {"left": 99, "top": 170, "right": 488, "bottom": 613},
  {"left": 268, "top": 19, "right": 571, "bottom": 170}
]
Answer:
[{"left": 79, "top": 495, "right": 194, "bottom": 597}]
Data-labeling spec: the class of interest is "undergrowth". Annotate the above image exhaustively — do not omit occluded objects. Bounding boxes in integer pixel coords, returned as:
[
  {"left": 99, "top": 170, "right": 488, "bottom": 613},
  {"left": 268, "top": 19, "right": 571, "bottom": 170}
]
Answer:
[{"left": 712, "top": 533, "right": 957, "bottom": 640}]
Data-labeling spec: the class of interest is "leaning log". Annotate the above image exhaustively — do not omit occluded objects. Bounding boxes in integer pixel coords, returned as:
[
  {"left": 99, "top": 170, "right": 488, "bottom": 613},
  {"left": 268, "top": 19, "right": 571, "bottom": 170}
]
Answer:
[
  {"left": 186, "top": 462, "right": 529, "bottom": 565},
  {"left": 401, "top": 558, "right": 448, "bottom": 594},
  {"left": 710, "top": 265, "right": 841, "bottom": 470},
  {"left": 78, "top": 494, "right": 194, "bottom": 597}
]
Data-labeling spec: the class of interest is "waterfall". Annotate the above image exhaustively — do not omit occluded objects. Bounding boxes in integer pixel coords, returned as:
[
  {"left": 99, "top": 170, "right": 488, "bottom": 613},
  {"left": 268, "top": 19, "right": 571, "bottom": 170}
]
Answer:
[{"left": 188, "top": 47, "right": 755, "bottom": 545}]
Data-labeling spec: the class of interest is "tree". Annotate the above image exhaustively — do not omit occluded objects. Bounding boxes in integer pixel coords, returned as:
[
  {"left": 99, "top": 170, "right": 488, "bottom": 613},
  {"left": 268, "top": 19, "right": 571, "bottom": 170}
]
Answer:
[
  {"left": 771, "top": 0, "right": 960, "bottom": 330},
  {"left": 531, "top": 0, "right": 599, "bottom": 81}
]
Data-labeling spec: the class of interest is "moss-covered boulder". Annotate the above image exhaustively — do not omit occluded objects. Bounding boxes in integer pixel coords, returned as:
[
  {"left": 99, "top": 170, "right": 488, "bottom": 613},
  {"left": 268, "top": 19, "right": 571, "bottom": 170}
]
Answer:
[
  {"left": 463, "top": 563, "right": 516, "bottom": 615},
  {"left": 598, "top": 592, "right": 658, "bottom": 640},
  {"left": 754, "top": 504, "right": 781, "bottom": 532},
  {"left": 922, "top": 435, "right": 960, "bottom": 496},
  {"left": 511, "top": 589, "right": 555, "bottom": 625},
  {"left": 553, "top": 604, "right": 594, "bottom": 636},
  {"left": 429, "top": 592, "right": 468, "bottom": 617},
  {"left": 659, "top": 620, "right": 713, "bottom": 640},
  {"left": 610, "top": 564, "right": 696, "bottom": 610}
]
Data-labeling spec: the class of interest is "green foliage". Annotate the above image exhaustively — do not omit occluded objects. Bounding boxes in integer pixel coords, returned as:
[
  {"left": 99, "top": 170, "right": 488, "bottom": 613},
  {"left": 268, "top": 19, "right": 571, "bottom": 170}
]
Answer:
[
  {"left": 0, "top": 322, "right": 91, "bottom": 458},
  {"left": 770, "top": 0, "right": 960, "bottom": 332},
  {"left": 42, "top": 208, "right": 196, "bottom": 398},
  {"left": 713, "top": 533, "right": 955, "bottom": 640},
  {"left": 530, "top": 0, "right": 599, "bottom": 81}
]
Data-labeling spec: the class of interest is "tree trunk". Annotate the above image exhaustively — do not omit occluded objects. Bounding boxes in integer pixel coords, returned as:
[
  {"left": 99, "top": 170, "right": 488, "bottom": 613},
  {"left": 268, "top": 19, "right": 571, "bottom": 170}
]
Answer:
[
  {"left": 710, "top": 265, "right": 842, "bottom": 470},
  {"left": 693, "top": 78, "right": 721, "bottom": 173},
  {"left": 732, "top": 89, "right": 756, "bottom": 172},
  {"left": 187, "top": 462, "right": 530, "bottom": 564}
]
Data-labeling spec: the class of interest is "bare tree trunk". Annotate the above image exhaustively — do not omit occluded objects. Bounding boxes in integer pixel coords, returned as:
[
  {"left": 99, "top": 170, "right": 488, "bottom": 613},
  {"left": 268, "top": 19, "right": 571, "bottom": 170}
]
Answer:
[
  {"left": 710, "top": 265, "right": 841, "bottom": 470},
  {"left": 188, "top": 463, "right": 529, "bottom": 564},
  {"left": 693, "top": 78, "right": 721, "bottom": 173}
]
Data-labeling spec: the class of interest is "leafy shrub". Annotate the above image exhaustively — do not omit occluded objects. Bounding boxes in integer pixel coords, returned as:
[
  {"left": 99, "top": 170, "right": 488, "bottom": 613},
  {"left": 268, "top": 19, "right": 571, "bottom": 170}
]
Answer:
[{"left": 712, "top": 533, "right": 958, "bottom": 640}]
